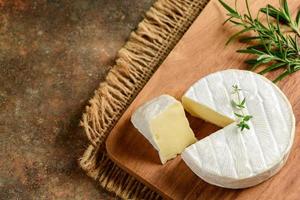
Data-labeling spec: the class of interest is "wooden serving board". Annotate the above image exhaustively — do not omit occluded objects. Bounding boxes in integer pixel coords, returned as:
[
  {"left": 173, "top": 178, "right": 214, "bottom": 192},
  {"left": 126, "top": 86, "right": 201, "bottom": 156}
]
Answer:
[{"left": 106, "top": 0, "right": 300, "bottom": 199}]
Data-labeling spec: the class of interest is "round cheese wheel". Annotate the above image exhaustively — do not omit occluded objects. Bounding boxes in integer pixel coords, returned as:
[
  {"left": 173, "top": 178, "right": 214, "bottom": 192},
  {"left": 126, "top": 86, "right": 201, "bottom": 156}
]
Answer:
[{"left": 182, "top": 69, "right": 295, "bottom": 188}]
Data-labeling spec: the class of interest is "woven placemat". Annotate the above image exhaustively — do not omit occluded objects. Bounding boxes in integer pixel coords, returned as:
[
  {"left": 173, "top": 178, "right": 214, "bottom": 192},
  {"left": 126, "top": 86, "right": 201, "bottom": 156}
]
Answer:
[{"left": 79, "top": 0, "right": 210, "bottom": 199}]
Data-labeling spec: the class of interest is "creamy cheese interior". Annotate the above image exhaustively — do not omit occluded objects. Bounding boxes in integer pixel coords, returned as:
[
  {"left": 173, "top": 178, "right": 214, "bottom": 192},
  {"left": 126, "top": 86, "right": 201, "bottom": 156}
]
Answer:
[
  {"left": 182, "top": 97, "right": 233, "bottom": 127},
  {"left": 150, "top": 103, "right": 197, "bottom": 164},
  {"left": 131, "top": 95, "right": 197, "bottom": 164}
]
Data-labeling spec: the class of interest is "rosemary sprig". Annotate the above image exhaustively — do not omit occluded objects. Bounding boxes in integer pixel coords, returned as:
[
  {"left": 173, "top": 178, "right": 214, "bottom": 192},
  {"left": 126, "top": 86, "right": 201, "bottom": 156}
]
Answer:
[
  {"left": 219, "top": 0, "right": 300, "bottom": 82},
  {"left": 231, "top": 84, "right": 253, "bottom": 131}
]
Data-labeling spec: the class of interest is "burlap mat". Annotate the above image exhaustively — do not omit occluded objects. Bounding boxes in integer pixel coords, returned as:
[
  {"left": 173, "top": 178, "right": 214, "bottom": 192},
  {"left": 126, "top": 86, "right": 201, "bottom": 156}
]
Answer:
[{"left": 79, "top": 0, "right": 210, "bottom": 199}]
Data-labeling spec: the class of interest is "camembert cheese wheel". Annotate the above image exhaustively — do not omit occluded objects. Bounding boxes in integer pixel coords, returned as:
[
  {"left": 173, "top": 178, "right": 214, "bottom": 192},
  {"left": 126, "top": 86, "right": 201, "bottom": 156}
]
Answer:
[{"left": 182, "top": 69, "right": 295, "bottom": 188}]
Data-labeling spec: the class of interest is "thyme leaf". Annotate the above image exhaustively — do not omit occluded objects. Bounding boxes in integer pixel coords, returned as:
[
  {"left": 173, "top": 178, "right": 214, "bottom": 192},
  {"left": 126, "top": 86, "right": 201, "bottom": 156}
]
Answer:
[{"left": 231, "top": 84, "right": 253, "bottom": 131}]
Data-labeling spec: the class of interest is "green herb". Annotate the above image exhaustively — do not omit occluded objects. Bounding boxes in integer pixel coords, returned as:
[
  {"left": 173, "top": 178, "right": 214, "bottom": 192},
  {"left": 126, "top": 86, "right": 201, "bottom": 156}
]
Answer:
[
  {"left": 231, "top": 84, "right": 253, "bottom": 131},
  {"left": 219, "top": 0, "right": 300, "bottom": 82}
]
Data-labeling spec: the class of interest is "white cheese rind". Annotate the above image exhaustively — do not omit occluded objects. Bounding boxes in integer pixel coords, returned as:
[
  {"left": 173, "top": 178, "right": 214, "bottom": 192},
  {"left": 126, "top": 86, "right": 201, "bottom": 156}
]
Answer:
[
  {"left": 131, "top": 95, "right": 177, "bottom": 150},
  {"left": 182, "top": 69, "right": 295, "bottom": 188}
]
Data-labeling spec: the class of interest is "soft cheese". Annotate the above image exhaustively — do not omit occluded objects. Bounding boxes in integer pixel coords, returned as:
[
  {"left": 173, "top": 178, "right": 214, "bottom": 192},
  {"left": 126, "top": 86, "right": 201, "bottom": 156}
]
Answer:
[
  {"left": 181, "top": 69, "right": 295, "bottom": 188},
  {"left": 131, "top": 95, "right": 197, "bottom": 164}
]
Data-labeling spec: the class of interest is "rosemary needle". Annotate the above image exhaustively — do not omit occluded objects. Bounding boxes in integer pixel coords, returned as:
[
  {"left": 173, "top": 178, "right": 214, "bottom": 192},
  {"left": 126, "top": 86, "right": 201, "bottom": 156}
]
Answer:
[{"left": 219, "top": 0, "right": 300, "bottom": 82}]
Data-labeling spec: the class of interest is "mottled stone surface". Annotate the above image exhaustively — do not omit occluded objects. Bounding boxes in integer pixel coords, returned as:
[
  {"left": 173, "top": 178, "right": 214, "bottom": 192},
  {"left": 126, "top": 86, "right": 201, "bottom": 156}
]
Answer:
[{"left": 0, "top": 0, "right": 154, "bottom": 199}]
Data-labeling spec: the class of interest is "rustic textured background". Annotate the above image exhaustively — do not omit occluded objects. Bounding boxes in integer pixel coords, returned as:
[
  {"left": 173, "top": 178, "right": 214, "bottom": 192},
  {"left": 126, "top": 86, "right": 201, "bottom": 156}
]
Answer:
[{"left": 0, "top": 0, "right": 155, "bottom": 199}]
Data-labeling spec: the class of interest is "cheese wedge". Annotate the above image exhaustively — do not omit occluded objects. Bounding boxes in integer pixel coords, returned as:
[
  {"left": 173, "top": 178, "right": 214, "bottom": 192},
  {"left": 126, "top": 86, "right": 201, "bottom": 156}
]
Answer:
[
  {"left": 181, "top": 69, "right": 295, "bottom": 188},
  {"left": 131, "top": 95, "right": 197, "bottom": 164}
]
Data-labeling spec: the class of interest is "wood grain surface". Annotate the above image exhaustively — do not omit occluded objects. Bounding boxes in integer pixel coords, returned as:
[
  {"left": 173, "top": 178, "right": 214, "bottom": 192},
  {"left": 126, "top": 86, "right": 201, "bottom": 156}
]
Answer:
[{"left": 106, "top": 0, "right": 300, "bottom": 199}]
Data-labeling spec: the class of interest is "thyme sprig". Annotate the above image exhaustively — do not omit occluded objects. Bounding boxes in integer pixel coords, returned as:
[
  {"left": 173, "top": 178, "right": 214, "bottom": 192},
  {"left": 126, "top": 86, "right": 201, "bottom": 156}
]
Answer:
[
  {"left": 231, "top": 84, "right": 253, "bottom": 131},
  {"left": 219, "top": 0, "right": 300, "bottom": 82}
]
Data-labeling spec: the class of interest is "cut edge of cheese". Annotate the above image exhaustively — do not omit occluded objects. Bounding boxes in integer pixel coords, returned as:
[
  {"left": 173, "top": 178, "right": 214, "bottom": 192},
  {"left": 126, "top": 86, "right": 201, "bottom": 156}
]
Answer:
[
  {"left": 150, "top": 102, "right": 197, "bottom": 164},
  {"left": 182, "top": 96, "right": 234, "bottom": 127},
  {"left": 131, "top": 94, "right": 197, "bottom": 164}
]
